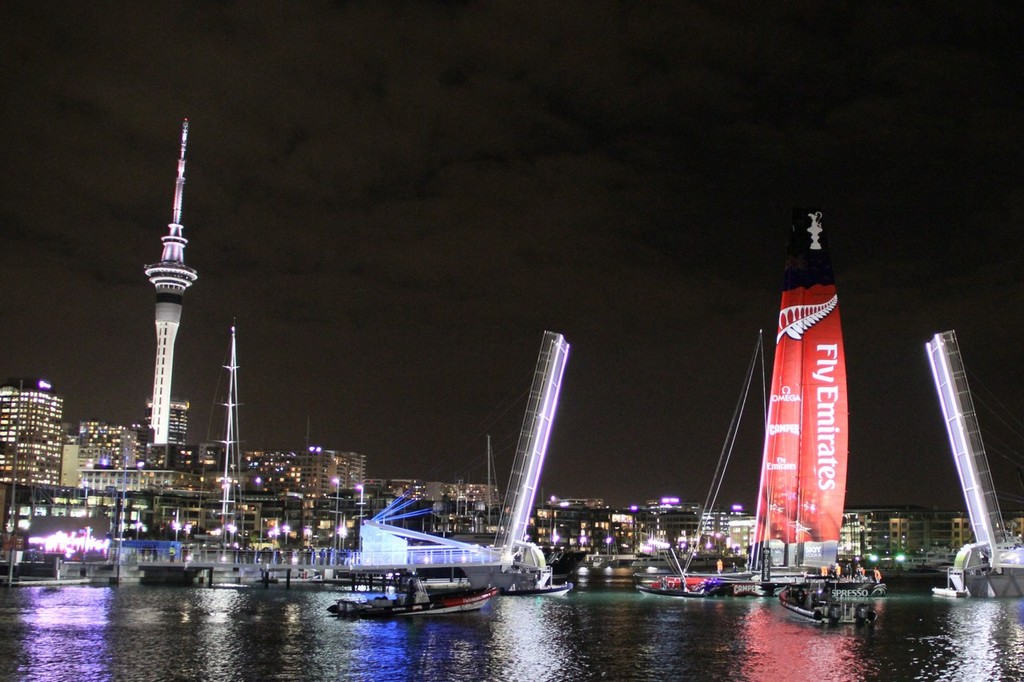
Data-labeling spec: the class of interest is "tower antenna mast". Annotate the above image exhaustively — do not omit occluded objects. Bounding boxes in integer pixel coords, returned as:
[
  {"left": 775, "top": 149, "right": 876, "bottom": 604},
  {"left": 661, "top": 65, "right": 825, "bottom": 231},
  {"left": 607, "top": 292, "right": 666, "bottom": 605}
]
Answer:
[{"left": 172, "top": 118, "right": 188, "bottom": 226}]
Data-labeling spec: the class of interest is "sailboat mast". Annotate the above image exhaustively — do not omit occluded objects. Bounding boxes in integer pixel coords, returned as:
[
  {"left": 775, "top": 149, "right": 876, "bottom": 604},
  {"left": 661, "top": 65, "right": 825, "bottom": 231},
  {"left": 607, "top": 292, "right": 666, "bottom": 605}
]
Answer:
[
  {"left": 220, "top": 325, "right": 240, "bottom": 549},
  {"left": 486, "top": 435, "right": 494, "bottom": 530}
]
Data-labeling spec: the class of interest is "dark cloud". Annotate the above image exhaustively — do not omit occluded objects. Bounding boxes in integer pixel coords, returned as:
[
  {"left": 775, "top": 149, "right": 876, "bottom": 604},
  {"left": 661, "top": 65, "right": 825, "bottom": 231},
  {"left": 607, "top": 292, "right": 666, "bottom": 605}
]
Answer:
[{"left": 2, "top": 2, "right": 1024, "bottom": 510}]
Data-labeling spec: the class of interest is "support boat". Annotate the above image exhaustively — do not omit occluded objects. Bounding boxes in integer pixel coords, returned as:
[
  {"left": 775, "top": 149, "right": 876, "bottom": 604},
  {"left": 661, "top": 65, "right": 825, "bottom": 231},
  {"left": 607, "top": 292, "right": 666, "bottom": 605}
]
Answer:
[{"left": 328, "top": 575, "right": 498, "bottom": 618}]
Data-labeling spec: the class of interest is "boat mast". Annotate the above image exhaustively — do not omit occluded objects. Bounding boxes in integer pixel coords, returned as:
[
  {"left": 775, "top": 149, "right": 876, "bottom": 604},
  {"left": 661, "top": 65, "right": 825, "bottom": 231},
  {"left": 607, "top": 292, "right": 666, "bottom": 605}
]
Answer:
[
  {"left": 220, "top": 325, "right": 240, "bottom": 551},
  {"left": 684, "top": 332, "right": 762, "bottom": 574},
  {"left": 486, "top": 434, "right": 494, "bottom": 530}
]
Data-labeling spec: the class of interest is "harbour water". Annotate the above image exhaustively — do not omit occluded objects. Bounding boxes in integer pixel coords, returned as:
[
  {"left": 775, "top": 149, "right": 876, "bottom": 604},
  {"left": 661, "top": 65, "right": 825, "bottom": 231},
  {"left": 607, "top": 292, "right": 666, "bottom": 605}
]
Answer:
[{"left": 1, "top": 570, "right": 1022, "bottom": 681}]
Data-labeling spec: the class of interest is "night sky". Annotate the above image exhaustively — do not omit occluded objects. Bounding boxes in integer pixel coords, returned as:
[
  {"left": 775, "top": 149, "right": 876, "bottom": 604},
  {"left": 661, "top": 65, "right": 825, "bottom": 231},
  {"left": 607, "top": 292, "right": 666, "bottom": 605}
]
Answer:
[{"left": 3, "top": 3, "right": 1023, "bottom": 511}]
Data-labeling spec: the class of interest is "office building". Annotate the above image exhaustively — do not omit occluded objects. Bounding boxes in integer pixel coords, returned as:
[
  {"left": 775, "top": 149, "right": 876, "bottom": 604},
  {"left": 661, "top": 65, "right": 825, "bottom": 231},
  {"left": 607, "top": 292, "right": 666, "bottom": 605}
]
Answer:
[{"left": 0, "top": 378, "right": 65, "bottom": 486}]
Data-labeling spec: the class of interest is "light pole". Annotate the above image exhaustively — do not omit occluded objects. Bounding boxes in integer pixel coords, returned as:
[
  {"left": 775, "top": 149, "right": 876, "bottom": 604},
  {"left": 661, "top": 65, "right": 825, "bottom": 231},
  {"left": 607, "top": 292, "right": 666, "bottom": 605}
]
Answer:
[
  {"left": 355, "top": 484, "right": 365, "bottom": 552},
  {"left": 114, "top": 454, "right": 130, "bottom": 584},
  {"left": 332, "top": 477, "right": 341, "bottom": 552},
  {"left": 6, "top": 446, "right": 19, "bottom": 588},
  {"left": 5, "top": 376, "right": 24, "bottom": 585}
]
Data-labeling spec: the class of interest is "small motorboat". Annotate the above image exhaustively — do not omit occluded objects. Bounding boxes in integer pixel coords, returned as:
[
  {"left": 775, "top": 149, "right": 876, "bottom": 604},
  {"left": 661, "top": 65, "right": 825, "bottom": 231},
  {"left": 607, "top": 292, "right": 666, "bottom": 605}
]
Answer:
[
  {"left": 499, "top": 566, "right": 573, "bottom": 596},
  {"left": 778, "top": 578, "right": 877, "bottom": 626},
  {"left": 327, "top": 576, "right": 498, "bottom": 618},
  {"left": 500, "top": 581, "right": 573, "bottom": 597}
]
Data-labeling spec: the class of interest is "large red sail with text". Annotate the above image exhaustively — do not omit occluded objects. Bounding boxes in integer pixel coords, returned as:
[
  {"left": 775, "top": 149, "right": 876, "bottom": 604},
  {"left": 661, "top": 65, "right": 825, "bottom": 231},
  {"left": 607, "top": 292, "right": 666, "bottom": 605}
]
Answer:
[{"left": 754, "top": 209, "right": 848, "bottom": 568}]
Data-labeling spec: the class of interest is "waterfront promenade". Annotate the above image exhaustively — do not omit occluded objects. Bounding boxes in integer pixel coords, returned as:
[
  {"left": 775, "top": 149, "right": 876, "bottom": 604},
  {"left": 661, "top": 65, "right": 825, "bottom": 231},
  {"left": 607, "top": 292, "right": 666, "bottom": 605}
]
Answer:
[{"left": 4, "top": 543, "right": 503, "bottom": 587}]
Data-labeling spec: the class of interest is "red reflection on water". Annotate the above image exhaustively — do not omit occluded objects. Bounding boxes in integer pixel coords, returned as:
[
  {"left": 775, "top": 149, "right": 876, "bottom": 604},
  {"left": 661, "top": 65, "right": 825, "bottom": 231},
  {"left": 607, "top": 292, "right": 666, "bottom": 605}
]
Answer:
[{"left": 735, "top": 600, "right": 880, "bottom": 681}]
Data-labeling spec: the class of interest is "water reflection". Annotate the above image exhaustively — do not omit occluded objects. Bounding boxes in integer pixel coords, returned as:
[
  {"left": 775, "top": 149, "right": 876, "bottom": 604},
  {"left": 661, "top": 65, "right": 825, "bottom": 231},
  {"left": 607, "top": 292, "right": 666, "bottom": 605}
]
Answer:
[
  {"left": 1, "top": 580, "right": 1024, "bottom": 680},
  {"left": 22, "top": 587, "right": 115, "bottom": 681},
  {"left": 910, "top": 597, "right": 1024, "bottom": 681},
  {"left": 489, "top": 595, "right": 579, "bottom": 681},
  {"left": 735, "top": 598, "right": 877, "bottom": 681}
]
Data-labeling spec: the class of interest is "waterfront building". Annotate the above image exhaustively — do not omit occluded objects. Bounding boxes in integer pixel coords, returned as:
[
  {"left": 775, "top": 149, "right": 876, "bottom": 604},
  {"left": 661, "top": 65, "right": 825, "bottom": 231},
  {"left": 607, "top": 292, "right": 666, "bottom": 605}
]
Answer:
[
  {"left": 425, "top": 481, "right": 501, "bottom": 536},
  {"left": 243, "top": 449, "right": 367, "bottom": 497},
  {"left": 362, "top": 478, "right": 426, "bottom": 500},
  {"left": 842, "top": 506, "right": 977, "bottom": 563},
  {"left": 628, "top": 498, "right": 705, "bottom": 554},
  {"left": 331, "top": 450, "right": 367, "bottom": 490},
  {"left": 422, "top": 480, "right": 499, "bottom": 508},
  {"left": 166, "top": 442, "right": 223, "bottom": 475},
  {"left": 244, "top": 450, "right": 300, "bottom": 495},
  {"left": 79, "top": 467, "right": 203, "bottom": 494},
  {"left": 75, "top": 420, "right": 140, "bottom": 471},
  {"left": 531, "top": 498, "right": 638, "bottom": 556},
  {"left": 144, "top": 120, "right": 198, "bottom": 446},
  {"left": 0, "top": 378, "right": 65, "bottom": 487},
  {"left": 297, "top": 448, "right": 367, "bottom": 499},
  {"left": 15, "top": 467, "right": 1022, "bottom": 565}
]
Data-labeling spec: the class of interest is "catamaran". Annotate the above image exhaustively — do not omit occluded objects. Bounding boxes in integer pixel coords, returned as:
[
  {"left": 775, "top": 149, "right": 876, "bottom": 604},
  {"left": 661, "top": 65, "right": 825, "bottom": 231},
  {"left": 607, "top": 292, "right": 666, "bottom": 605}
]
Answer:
[
  {"left": 752, "top": 210, "right": 881, "bottom": 623},
  {"left": 637, "top": 210, "right": 879, "bottom": 606}
]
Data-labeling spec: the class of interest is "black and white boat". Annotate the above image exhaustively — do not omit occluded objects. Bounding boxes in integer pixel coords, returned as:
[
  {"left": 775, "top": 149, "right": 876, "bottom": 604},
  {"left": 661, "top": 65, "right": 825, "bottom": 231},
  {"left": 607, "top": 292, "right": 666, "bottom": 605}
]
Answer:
[
  {"left": 327, "top": 576, "right": 498, "bottom": 618},
  {"left": 778, "top": 578, "right": 877, "bottom": 627},
  {"left": 500, "top": 580, "right": 573, "bottom": 597}
]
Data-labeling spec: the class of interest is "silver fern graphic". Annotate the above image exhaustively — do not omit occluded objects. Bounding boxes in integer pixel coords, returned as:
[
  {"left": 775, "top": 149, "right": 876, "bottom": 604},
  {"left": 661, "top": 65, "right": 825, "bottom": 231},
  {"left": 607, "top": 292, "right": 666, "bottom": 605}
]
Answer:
[{"left": 777, "top": 295, "right": 838, "bottom": 342}]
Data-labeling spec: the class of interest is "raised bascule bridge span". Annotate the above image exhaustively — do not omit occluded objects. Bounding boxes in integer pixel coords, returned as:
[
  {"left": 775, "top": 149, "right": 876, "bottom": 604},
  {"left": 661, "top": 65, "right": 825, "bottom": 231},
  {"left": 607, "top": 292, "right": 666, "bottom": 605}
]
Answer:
[{"left": 927, "top": 330, "right": 1024, "bottom": 598}]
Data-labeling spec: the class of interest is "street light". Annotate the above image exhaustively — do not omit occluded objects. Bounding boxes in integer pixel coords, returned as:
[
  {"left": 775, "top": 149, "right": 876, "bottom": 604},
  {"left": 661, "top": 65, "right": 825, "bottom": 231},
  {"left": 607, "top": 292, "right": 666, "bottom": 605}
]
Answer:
[
  {"left": 332, "top": 477, "right": 341, "bottom": 552},
  {"left": 6, "top": 443, "right": 19, "bottom": 588},
  {"left": 356, "top": 484, "right": 365, "bottom": 517}
]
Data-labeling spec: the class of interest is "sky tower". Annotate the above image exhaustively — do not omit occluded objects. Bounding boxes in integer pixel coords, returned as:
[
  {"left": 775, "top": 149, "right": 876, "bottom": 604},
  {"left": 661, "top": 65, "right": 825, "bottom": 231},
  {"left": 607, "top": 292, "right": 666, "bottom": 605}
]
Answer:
[{"left": 144, "top": 119, "right": 198, "bottom": 445}]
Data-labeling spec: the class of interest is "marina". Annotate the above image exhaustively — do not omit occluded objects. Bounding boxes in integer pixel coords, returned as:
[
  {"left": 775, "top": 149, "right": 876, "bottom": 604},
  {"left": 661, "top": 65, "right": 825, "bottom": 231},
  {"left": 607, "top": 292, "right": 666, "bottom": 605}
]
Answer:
[{"left": 0, "top": 570, "right": 1021, "bottom": 681}]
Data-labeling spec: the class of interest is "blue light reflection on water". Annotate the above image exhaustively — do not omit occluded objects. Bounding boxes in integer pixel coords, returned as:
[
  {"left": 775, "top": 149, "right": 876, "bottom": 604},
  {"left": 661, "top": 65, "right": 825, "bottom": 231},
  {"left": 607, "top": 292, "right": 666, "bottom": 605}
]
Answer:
[{"left": 1, "top": 578, "right": 1023, "bottom": 681}]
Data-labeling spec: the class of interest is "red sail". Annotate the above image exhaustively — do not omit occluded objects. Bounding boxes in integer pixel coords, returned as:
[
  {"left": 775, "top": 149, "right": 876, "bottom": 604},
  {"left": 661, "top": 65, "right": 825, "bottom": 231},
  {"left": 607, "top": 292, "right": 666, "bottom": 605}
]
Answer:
[{"left": 755, "top": 209, "right": 848, "bottom": 561}]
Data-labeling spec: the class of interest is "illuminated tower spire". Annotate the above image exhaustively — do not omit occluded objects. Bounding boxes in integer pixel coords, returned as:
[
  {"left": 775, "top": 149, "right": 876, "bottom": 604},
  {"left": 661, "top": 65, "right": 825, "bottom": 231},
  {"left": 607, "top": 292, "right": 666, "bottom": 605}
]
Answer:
[{"left": 144, "top": 119, "right": 198, "bottom": 445}]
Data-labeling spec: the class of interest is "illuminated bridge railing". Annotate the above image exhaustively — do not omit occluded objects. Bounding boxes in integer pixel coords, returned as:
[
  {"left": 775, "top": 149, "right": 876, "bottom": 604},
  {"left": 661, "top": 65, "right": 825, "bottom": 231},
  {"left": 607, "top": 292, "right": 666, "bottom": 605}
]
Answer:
[{"left": 356, "top": 547, "right": 502, "bottom": 567}]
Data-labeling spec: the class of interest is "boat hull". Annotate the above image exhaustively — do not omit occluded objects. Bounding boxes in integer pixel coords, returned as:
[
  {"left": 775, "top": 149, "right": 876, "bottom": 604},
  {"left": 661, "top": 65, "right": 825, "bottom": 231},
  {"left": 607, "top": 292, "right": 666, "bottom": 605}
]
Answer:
[
  {"left": 762, "top": 577, "right": 887, "bottom": 598},
  {"left": 500, "top": 582, "right": 573, "bottom": 597},
  {"left": 635, "top": 573, "right": 761, "bottom": 598},
  {"left": 328, "top": 586, "right": 499, "bottom": 618}
]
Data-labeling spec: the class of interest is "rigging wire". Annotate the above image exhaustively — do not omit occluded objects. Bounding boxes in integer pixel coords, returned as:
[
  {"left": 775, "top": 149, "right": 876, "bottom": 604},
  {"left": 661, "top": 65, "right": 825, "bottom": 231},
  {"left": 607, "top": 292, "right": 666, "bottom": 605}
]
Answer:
[{"left": 683, "top": 332, "right": 763, "bottom": 573}]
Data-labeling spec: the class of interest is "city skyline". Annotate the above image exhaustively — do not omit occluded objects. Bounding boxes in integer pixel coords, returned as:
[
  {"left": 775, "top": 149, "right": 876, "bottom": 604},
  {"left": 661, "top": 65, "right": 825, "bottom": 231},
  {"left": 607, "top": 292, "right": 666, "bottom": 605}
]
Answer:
[{"left": 3, "top": 4, "right": 1023, "bottom": 510}]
